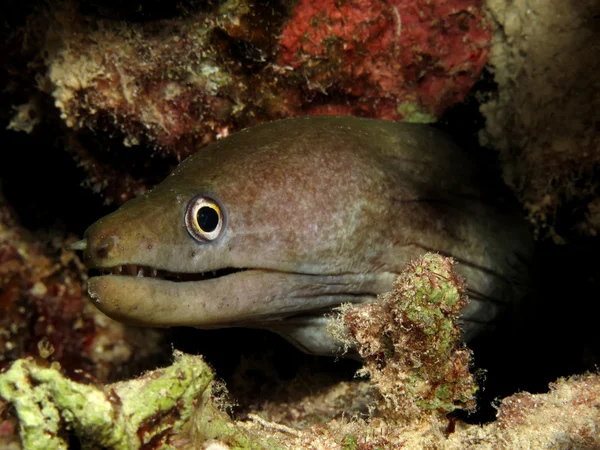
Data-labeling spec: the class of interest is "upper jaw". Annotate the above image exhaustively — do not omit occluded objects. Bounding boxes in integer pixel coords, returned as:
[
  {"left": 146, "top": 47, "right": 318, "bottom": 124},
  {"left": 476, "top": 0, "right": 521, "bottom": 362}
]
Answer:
[{"left": 88, "top": 263, "right": 244, "bottom": 282}]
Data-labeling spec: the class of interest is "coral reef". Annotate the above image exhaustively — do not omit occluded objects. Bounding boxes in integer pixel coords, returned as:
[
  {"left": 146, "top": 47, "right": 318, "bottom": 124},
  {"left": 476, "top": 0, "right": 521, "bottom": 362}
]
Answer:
[
  {"left": 248, "top": 378, "right": 376, "bottom": 431},
  {"left": 278, "top": 0, "right": 490, "bottom": 120},
  {"left": 330, "top": 254, "right": 476, "bottom": 421},
  {"left": 5, "top": 0, "right": 490, "bottom": 203},
  {"left": 0, "top": 351, "right": 269, "bottom": 450},
  {"left": 0, "top": 192, "right": 97, "bottom": 375},
  {"left": 481, "top": 0, "right": 600, "bottom": 240},
  {"left": 1, "top": 0, "right": 599, "bottom": 448},
  {"left": 468, "top": 374, "right": 600, "bottom": 449},
  {"left": 237, "top": 373, "right": 600, "bottom": 449}
]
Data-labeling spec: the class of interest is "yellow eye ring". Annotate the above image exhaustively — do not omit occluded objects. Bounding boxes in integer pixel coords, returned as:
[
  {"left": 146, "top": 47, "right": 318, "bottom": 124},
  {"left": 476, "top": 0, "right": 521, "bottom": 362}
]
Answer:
[{"left": 184, "top": 195, "right": 225, "bottom": 242}]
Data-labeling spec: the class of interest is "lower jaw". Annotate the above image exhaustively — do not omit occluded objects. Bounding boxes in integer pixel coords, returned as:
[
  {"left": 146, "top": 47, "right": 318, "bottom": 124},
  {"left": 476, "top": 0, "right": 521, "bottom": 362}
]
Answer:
[{"left": 86, "top": 270, "right": 387, "bottom": 329}]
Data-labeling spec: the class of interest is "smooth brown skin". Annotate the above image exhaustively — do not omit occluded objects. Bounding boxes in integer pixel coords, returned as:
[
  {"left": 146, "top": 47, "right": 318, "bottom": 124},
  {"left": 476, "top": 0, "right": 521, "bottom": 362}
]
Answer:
[{"left": 82, "top": 116, "right": 532, "bottom": 355}]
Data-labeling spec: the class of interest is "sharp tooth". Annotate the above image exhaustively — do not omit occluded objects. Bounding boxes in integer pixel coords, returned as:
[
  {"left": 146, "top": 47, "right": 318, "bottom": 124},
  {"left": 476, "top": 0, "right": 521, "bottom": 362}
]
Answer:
[
  {"left": 117, "top": 265, "right": 123, "bottom": 274},
  {"left": 152, "top": 269, "right": 158, "bottom": 278},
  {"left": 137, "top": 268, "right": 144, "bottom": 277},
  {"left": 212, "top": 271, "right": 217, "bottom": 277}
]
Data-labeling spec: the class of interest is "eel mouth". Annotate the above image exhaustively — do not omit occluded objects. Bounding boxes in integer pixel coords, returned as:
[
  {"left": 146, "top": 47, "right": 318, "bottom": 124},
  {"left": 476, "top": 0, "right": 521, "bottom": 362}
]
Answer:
[
  {"left": 86, "top": 265, "right": 391, "bottom": 328},
  {"left": 90, "top": 264, "right": 245, "bottom": 282}
]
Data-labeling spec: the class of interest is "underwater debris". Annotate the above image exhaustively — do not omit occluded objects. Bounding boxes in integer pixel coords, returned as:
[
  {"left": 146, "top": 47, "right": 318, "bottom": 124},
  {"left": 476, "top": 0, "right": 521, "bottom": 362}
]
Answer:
[
  {"left": 329, "top": 253, "right": 477, "bottom": 421},
  {"left": 6, "top": 100, "right": 40, "bottom": 134}
]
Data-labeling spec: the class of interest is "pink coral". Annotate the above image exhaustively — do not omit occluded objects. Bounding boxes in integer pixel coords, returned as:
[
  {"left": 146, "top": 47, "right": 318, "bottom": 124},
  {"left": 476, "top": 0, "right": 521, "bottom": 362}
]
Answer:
[{"left": 278, "top": 0, "right": 491, "bottom": 119}]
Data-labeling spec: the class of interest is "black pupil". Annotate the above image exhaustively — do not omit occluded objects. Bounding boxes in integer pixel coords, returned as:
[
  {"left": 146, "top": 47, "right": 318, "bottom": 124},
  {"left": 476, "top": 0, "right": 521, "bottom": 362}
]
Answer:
[{"left": 197, "top": 206, "right": 219, "bottom": 233}]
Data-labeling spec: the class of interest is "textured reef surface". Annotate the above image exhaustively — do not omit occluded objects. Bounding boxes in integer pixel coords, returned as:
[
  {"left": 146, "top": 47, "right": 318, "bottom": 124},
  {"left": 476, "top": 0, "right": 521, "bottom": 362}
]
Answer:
[
  {"left": 1, "top": 0, "right": 599, "bottom": 448},
  {"left": 330, "top": 254, "right": 477, "bottom": 419},
  {"left": 481, "top": 0, "right": 600, "bottom": 241},
  {"left": 3, "top": 0, "right": 490, "bottom": 204},
  {"left": 0, "top": 352, "right": 217, "bottom": 449}
]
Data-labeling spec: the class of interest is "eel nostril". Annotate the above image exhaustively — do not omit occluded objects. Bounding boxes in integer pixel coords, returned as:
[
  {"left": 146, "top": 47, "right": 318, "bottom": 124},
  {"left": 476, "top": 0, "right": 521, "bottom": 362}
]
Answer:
[
  {"left": 96, "top": 245, "right": 109, "bottom": 259},
  {"left": 95, "top": 236, "right": 117, "bottom": 259}
]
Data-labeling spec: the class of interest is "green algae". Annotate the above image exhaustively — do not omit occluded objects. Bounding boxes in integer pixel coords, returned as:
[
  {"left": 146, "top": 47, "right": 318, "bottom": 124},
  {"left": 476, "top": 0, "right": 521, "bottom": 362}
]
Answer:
[
  {"left": 0, "top": 358, "right": 120, "bottom": 449},
  {"left": 0, "top": 351, "right": 271, "bottom": 449},
  {"left": 396, "top": 102, "right": 437, "bottom": 123},
  {"left": 332, "top": 253, "right": 477, "bottom": 420},
  {"left": 341, "top": 433, "right": 358, "bottom": 450},
  {"left": 191, "top": 397, "right": 281, "bottom": 450}
]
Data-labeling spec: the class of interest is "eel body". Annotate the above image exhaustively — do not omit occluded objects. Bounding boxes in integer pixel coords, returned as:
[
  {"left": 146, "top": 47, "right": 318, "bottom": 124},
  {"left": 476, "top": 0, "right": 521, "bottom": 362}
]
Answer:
[{"left": 80, "top": 116, "right": 532, "bottom": 355}]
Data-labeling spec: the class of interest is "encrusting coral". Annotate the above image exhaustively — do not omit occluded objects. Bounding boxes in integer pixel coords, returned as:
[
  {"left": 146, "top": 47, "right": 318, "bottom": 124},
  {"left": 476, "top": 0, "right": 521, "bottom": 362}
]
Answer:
[
  {"left": 329, "top": 253, "right": 477, "bottom": 421},
  {"left": 0, "top": 351, "right": 275, "bottom": 450},
  {"left": 3, "top": 0, "right": 491, "bottom": 204},
  {"left": 278, "top": 0, "right": 491, "bottom": 120}
]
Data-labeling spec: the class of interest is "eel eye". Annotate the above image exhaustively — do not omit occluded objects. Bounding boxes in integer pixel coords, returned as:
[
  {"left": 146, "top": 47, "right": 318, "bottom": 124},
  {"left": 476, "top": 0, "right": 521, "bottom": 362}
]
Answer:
[{"left": 185, "top": 195, "right": 224, "bottom": 242}]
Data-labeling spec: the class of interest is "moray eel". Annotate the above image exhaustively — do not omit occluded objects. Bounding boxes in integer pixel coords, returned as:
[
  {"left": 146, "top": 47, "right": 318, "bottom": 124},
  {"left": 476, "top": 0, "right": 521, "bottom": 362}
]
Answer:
[{"left": 77, "top": 116, "right": 532, "bottom": 355}]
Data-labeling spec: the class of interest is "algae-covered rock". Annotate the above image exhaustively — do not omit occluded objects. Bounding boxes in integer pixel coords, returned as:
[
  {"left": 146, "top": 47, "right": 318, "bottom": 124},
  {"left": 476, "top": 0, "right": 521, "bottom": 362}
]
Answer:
[
  {"left": 329, "top": 253, "right": 477, "bottom": 421},
  {"left": 1, "top": 1, "right": 491, "bottom": 205},
  {"left": 191, "top": 399, "right": 283, "bottom": 450},
  {"left": 240, "top": 373, "right": 600, "bottom": 449},
  {"left": 0, "top": 351, "right": 223, "bottom": 449}
]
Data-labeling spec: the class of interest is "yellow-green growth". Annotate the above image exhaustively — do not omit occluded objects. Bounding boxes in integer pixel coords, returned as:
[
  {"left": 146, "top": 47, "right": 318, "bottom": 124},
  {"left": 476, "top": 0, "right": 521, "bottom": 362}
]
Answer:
[
  {"left": 0, "top": 351, "right": 272, "bottom": 449},
  {"left": 396, "top": 102, "right": 437, "bottom": 123},
  {"left": 341, "top": 433, "right": 359, "bottom": 450},
  {"left": 332, "top": 253, "right": 477, "bottom": 421},
  {"left": 190, "top": 396, "right": 281, "bottom": 449},
  {"left": 0, "top": 358, "right": 123, "bottom": 449}
]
